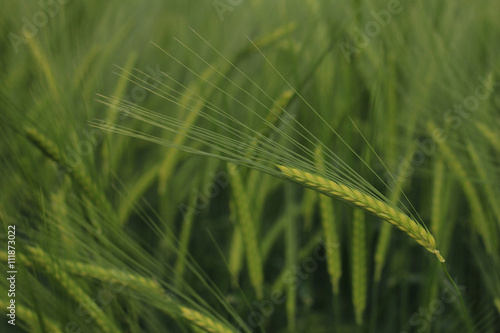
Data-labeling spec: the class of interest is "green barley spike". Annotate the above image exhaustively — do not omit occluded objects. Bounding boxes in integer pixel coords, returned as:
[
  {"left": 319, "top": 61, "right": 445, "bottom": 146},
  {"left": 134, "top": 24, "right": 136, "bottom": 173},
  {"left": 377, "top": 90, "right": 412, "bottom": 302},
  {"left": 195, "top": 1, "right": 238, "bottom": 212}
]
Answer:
[
  {"left": 227, "top": 163, "right": 264, "bottom": 299},
  {"left": 316, "top": 147, "right": 342, "bottom": 294},
  {"left": 352, "top": 209, "right": 367, "bottom": 326}
]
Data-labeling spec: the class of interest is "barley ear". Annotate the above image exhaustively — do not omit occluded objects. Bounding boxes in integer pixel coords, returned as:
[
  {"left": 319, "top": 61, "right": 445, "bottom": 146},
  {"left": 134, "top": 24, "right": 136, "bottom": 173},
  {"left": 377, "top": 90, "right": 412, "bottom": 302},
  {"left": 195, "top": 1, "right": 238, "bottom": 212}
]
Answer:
[
  {"left": 174, "top": 190, "right": 198, "bottom": 288},
  {"left": 21, "top": 246, "right": 236, "bottom": 333},
  {"left": 276, "top": 165, "right": 445, "bottom": 263},
  {"left": 26, "top": 247, "right": 121, "bottom": 333},
  {"left": 25, "top": 127, "right": 113, "bottom": 220},
  {"left": 179, "top": 306, "right": 234, "bottom": 333},
  {"left": 315, "top": 148, "right": 342, "bottom": 294},
  {"left": 352, "top": 209, "right": 367, "bottom": 325},
  {"left": 319, "top": 193, "right": 342, "bottom": 294},
  {"left": 228, "top": 163, "right": 264, "bottom": 299},
  {"left": 228, "top": 204, "right": 245, "bottom": 287}
]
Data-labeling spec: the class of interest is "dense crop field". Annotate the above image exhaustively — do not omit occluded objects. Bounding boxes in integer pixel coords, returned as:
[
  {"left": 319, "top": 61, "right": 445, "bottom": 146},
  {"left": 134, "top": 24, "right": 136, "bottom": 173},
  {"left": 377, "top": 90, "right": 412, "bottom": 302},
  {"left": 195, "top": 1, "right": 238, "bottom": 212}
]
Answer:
[{"left": 1, "top": 1, "right": 500, "bottom": 332}]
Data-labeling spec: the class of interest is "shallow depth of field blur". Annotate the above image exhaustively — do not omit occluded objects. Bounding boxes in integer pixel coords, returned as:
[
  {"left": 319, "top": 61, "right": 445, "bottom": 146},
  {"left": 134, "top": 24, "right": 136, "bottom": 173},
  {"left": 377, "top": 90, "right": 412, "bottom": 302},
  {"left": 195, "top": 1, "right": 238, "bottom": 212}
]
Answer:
[{"left": 1, "top": 1, "right": 500, "bottom": 332}]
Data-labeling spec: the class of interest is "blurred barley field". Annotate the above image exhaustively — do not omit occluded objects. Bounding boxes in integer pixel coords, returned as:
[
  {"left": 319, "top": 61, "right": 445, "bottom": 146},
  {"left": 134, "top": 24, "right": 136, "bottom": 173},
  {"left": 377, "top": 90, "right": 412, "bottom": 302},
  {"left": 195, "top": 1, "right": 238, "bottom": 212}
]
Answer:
[{"left": 1, "top": 1, "right": 500, "bottom": 332}]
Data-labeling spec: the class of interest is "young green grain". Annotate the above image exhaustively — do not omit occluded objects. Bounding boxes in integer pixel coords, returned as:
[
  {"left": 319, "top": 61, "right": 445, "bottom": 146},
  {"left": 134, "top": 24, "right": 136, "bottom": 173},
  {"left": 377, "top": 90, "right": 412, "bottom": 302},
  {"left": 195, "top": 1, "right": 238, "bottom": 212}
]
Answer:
[
  {"left": 277, "top": 165, "right": 445, "bottom": 262},
  {"left": 228, "top": 163, "right": 264, "bottom": 299},
  {"left": 20, "top": 246, "right": 236, "bottom": 333},
  {"left": 178, "top": 306, "right": 235, "bottom": 333},
  {"left": 351, "top": 209, "right": 367, "bottom": 325},
  {"left": 319, "top": 193, "right": 342, "bottom": 294},
  {"left": 316, "top": 148, "right": 342, "bottom": 294},
  {"left": 174, "top": 190, "right": 198, "bottom": 288},
  {"left": 26, "top": 247, "right": 121, "bottom": 333},
  {"left": 25, "top": 127, "right": 112, "bottom": 224}
]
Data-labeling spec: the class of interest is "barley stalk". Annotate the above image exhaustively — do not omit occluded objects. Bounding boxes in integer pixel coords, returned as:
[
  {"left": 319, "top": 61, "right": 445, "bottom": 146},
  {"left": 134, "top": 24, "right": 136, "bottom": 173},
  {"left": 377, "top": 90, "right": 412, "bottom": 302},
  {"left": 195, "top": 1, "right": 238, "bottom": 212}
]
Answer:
[
  {"left": 276, "top": 165, "right": 445, "bottom": 262},
  {"left": 284, "top": 188, "right": 298, "bottom": 331},
  {"left": 424, "top": 157, "right": 451, "bottom": 317},
  {"left": 373, "top": 146, "right": 414, "bottom": 281},
  {"left": 228, "top": 207, "right": 244, "bottom": 286},
  {"left": 352, "top": 209, "right": 367, "bottom": 325},
  {"left": 319, "top": 193, "right": 342, "bottom": 294},
  {"left": 431, "top": 158, "right": 446, "bottom": 239},
  {"left": 26, "top": 35, "right": 59, "bottom": 99},
  {"left": 316, "top": 145, "right": 342, "bottom": 295},
  {"left": 51, "top": 189, "right": 73, "bottom": 249},
  {"left": 427, "top": 121, "right": 496, "bottom": 254},
  {"left": 156, "top": 73, "right": 209, "bottom": 195},
  {"left": 101, "top": 52, "right": 138, "bottom": 182},
  {"left": 227, "top": 88, "right": 292, "bottom": 289},
  {"left": 245, "top": 88, "right": 294, "bottom": 210},
  {"left": 174, "top": 190, "right": 198, "bottom": 287},
  {"left": 228, "top": 163, "right": 264, "bottom": 299},
  {"left": 316, "top": 146, "right": 342, "bottom": 295},
  {"left": 466, "top": 138, "right": 500, "bottom": 229}
]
